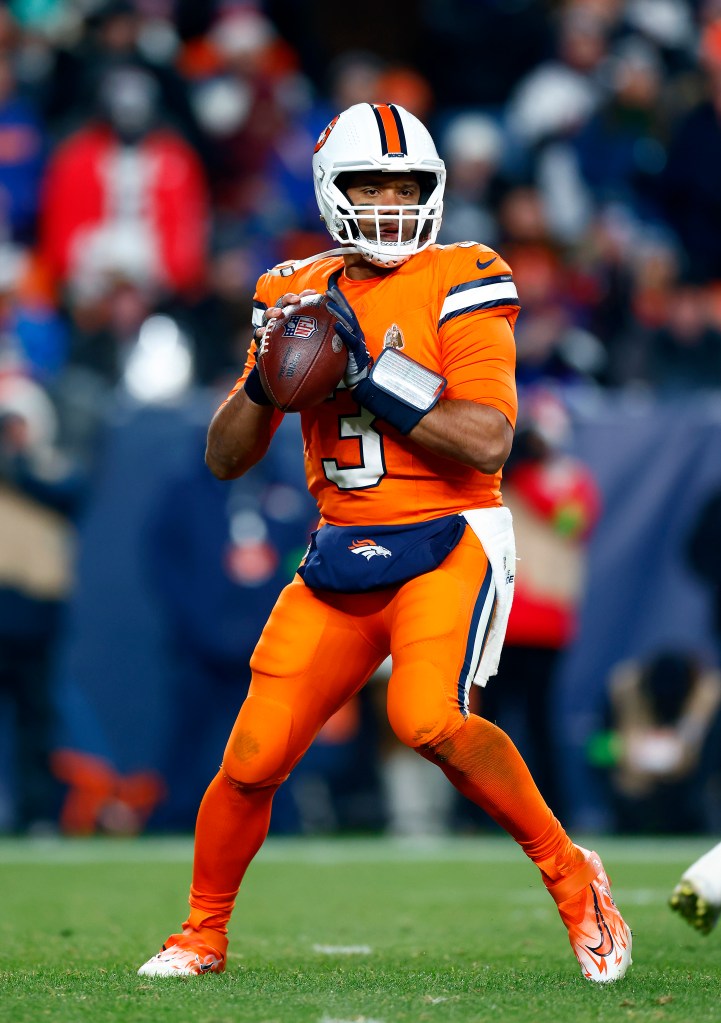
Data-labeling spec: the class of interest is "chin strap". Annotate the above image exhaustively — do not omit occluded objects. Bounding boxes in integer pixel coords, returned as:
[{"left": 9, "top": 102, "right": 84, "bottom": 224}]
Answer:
[{"left": 270, "top": 247, "right": 361, "bottom": 277}]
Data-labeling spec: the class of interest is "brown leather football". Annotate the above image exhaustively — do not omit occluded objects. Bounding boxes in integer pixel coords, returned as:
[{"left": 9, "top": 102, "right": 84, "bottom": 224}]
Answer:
[{"left": 256, "top": 293, "right": 348, "bottom": 412}]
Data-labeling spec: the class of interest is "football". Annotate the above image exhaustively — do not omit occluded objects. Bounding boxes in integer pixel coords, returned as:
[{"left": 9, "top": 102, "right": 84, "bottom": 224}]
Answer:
[{"left": 256, "top": 293, "right": 348, "bottom": 412}]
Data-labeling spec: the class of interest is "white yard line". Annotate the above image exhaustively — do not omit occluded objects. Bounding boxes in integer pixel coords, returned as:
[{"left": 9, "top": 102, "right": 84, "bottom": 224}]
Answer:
[
  {"left": 312, "top": 944, "right": 373, "bottom": 955},
  {"left": 320, "top": 1017, "right": 385, "bottom": 1023}
]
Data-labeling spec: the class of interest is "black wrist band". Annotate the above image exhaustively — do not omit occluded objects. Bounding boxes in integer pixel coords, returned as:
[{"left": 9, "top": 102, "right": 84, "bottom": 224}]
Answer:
[{"left": 244, "top": 365, "right": 273, "bottom": 406}]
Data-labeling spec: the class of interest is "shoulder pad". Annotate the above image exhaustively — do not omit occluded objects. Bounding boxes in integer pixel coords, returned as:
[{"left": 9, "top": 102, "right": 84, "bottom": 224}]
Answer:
[
  {"left": 271, "top": 259, "right": 300, "bottom": 279},
  {"left": 438, "top": 244, "right": 518, "bottom": 326},
  {"left": 267, "top": 246, "right": 357, "bottom": 277},
  {"left": 441, "top": 241, "right": 512, "bottom": 278}
]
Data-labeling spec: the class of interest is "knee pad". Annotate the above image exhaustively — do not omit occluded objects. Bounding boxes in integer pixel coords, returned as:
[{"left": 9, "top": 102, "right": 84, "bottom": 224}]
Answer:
[
  {"left": 222, "top": 695, "right": 294, "bottom": 788},
  {"left": 386, "top": 662, "right": 463, "bottom": 751}
]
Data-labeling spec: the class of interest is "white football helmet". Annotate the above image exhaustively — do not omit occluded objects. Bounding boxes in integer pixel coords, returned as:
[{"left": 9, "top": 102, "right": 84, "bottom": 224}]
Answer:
[{"left": 312, "top": 102, "right": 446, "bottom": 268}]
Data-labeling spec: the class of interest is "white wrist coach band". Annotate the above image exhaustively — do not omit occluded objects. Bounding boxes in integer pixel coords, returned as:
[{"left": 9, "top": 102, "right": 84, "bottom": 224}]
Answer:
[{"left": 369, "top": 348, "right": 447, "bottom": 411}]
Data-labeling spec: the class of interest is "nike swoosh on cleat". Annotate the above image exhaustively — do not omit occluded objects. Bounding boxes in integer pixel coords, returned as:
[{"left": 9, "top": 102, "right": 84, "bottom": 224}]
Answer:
[
  {"left": 584, "top": 888, "right": 615, "bottom": 958},
  {"left": 476, "top": 257, "right": 497, "bottom": 270}
]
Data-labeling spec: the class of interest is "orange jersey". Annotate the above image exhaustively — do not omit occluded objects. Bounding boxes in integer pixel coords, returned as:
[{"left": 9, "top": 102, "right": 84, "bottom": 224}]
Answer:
[{"left": 227, "top": 242, "right": 519, "bottom": 526}]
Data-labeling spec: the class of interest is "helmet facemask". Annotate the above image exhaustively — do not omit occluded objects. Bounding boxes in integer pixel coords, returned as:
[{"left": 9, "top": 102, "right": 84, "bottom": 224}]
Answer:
[{"left": 329, "top": 171, "right": 443, "bottom": 268}]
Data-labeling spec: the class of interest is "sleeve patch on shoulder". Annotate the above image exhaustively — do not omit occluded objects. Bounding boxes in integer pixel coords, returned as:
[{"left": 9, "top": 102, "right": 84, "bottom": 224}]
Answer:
[{"left": 439, "top": 274, "right": 519, "bottom": 327}]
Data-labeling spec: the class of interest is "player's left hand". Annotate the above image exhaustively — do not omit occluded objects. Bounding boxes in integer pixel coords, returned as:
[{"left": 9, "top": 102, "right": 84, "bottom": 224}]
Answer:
[
  {"left": 326, "top": 284, "right": 372, "bottom": 387},
  {"left": 246, "top": 290, "right": 321, "bottom": 407},
  {"left": 254, "top": 290, "right": 318, "bottom": 344}
]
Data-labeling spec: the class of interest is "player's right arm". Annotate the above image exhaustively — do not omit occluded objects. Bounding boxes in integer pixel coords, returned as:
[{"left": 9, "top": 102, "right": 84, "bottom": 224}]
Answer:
[
  {"left": 205, "top": 387, "right": 277, "bottom": 480},
  {"left": 206, "top": 287, "right": 320, "bottom": 480},
  {"left": 206, "top": 280, "right": 282, "bottom": 480}
]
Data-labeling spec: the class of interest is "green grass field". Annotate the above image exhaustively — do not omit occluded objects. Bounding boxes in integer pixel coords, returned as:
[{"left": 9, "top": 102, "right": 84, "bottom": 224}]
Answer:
[{"left": 0, "top": 834, "right": 718, "bottom": 1023}]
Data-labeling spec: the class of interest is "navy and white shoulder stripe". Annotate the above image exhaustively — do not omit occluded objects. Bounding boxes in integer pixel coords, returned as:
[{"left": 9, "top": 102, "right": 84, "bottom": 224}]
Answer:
[
  {"left": 251, "top": 299, "right": 267, "bottom": 329},
  {"left": 439, "top": 274, "right": 519, "bottom": 328}
]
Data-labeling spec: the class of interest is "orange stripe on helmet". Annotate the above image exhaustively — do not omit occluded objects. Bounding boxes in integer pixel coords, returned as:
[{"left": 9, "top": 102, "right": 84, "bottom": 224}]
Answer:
[{"left": 372, "top": 104, "right": 407, "bottom": 156}]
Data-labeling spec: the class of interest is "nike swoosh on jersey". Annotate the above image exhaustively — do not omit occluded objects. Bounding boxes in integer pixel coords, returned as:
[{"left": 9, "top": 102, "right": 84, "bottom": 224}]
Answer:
[{"left": 476, "top": 257, "right": 497, "bottom": 270}]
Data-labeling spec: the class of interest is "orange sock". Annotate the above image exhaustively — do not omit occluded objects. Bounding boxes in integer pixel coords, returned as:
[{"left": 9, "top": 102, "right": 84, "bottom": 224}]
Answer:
[
  {"left": 182, "top": 770, "right": 276, "bottom": 937},
  {"left": 421, "top": 714, "right": 583, "bottom": 881},
  {"left": 518, "top": 813, "right": 586, "bottom": 886}
]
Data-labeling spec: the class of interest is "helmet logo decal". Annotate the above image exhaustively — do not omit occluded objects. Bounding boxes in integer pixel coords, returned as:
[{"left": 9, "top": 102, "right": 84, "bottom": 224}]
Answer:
[
  {"left": 383, "top": 323, "right": 405, "bottom": 349},
  {"left": 371, "top": 103, "right": 407, "bottom": 157},
  {"left": 314, "top": 115, "right": 339, "bottom": 153}
]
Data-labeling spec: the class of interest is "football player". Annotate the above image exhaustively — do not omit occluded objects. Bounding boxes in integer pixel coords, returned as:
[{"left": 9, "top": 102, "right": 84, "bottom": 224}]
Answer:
[
  {"left": 670, "top": 840, "right": 721, "bottom": 935},
  {"left": 139, "top": 102, "right": 632, "bottom": 983}
]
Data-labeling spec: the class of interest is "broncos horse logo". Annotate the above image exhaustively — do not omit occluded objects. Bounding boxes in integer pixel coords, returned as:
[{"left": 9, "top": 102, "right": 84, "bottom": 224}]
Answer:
[{"left": 348, "top": 538, "right": 392, "bottom": 560}]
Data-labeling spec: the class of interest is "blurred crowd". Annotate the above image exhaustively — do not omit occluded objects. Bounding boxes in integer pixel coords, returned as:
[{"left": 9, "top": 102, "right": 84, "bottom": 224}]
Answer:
[
  {"left": 3, "top": 0, "right": 721, "bottom": 834},
  {"left": 1, "top": 0, "right": 721, "bottom": 412},
  {"left": 0, "top": 0, "right": 719, "bottom": 449}
]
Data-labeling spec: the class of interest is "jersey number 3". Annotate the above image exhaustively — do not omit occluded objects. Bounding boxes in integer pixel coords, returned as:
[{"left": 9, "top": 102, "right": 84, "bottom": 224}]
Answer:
[{"left": 321, "top": 407, "right": 386, "bottom": 490}]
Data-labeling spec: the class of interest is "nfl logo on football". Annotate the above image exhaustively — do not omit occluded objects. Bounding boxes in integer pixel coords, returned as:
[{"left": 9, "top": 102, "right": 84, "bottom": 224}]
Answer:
[{"left": 283, "top": 315, "right": 318, "bottom": 339}]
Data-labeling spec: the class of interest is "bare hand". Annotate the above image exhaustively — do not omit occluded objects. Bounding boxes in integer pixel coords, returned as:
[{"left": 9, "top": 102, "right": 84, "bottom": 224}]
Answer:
[{"left": 253, "top": 289, "right": 319, "bottom": 344}]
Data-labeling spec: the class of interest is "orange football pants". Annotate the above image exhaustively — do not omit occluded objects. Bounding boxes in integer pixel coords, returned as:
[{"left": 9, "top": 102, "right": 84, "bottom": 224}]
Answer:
[{"left": 185, "top": 525, "right": 581, "bottom": 942}]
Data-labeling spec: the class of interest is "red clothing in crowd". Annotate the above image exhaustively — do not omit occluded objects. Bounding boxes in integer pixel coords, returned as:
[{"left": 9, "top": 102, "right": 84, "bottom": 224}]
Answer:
[
  {"left": 504, "top": 454, "right": 601, "bottom": 648},
  {"left": 39, "top": 124, "right": 209, "bottom": 293}
]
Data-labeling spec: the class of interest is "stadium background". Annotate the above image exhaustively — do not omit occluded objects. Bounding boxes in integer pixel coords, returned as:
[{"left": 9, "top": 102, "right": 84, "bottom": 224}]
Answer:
[{"left": 1, "top": 0, "right": 721, "bottom": 836}]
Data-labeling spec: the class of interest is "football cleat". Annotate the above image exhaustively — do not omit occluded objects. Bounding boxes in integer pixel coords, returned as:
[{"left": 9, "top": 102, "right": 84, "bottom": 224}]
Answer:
[
  {"left": 670, "top": 879, "right": 721, "bottom": 935},
  {"left": 546, "top": 846, "right": 632, "bottom": 982},
  {"left": 137, "top": 930, "right": 226, "bottom": 977}
]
